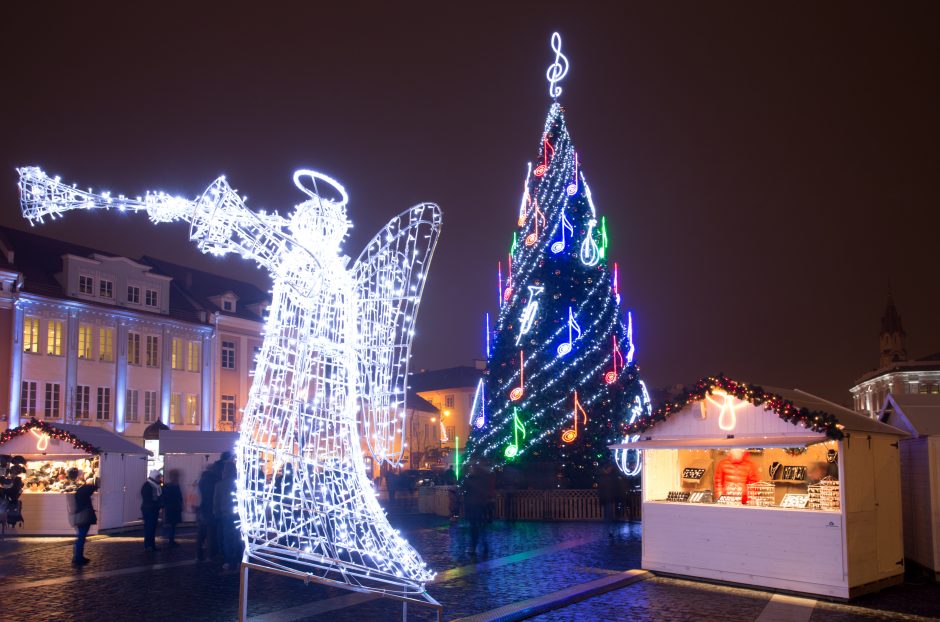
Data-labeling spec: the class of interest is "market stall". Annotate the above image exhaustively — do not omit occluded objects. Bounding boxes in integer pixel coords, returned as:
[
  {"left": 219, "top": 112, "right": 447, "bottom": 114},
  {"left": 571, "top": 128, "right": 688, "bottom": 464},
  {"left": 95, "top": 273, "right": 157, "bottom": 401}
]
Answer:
[
  {"left": 0, "top": 419, "right": 150, "bottom": 535},
  {"left": 612, "top": 375, "right": 907, "bottom": 600},
  {"left": 159, "top": 429, "right": 238, "bottom": 522},
  {"left": 879, "top": 393, "right": 940, "bottom": 579}
]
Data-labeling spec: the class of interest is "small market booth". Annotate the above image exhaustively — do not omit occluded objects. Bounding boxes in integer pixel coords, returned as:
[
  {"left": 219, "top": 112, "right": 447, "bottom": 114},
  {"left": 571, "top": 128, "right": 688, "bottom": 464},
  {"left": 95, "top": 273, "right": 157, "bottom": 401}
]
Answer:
[
  {"left": 879, "top": 393, "right": 940, "bottom": 579},
  {"left": 0, "top": 419, "right": 149, "bottom": 535},
  {"left": 612, "top": 375, "right": 907, "bottom": 600},
  {"left": 158, "top": 429, "right": 238, "bottom": 522}
]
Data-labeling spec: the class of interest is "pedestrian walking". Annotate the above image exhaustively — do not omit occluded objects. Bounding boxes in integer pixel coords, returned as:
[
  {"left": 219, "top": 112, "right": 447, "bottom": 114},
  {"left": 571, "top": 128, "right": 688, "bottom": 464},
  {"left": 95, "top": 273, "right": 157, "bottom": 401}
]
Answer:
[
  {"left": 161, "top": 469, "right": 183, "bottom": 547},
  {"left": 463, "top": 463, "right": 494, "bottom": 556},
  {"left": 141, "top": 469, "right": 163, "bottom": 551},
  {"left": 67, "top": 468, "right": 97, "bottom": 566},
  {"left": 597, "top": 463, "right": 621, "bottom": 537},
  {"left": 196, "top": 461, "right": 222, "bottom": 561},
  {"left": 214, "top": 460, "right": 240, "bottom": 571}
]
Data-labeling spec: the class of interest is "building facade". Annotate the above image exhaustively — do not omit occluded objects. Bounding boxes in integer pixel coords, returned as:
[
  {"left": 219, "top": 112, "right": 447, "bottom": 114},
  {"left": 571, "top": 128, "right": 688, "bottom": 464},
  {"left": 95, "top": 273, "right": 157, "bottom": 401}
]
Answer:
[
  {"left": 409, "top": 364, "right": 484, "bottom": 459},
  {"left": 851, "top": 295, "right": 940, "bottom": 418}
]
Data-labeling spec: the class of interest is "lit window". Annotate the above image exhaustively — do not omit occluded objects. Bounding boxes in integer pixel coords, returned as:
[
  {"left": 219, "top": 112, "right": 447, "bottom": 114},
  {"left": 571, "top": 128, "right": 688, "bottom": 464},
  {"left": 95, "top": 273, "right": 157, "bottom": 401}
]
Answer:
[
  {"left": 126, "top": 389, "right": 139, "bottom": 423},
  {"left": 23, "top": 317, "right": 40, "bottom": 354},
  {"left": 127, "top": 285, "right": 140, "bottom": 304},
  {"left": 99, "top": 279, "right": 113, "bottom": 299},
  {"left": 186, "top": 394, "right": 199, "bottom": 425},
  {"left": 46, "top": 320, "right": 64, "bottom": 356},
  {"left": 128, "top": 332, "right": 141, "bottom": 365},
  {"left": 79, "top": 274, "right": 94, "bottom": 295},
  {"left": 171, "top": 338, "right": 184, "bottom": 370},
  {"left": 221, "top": 394, "right": 237, "bottom": 425},
  {"left": 145, "top": 289, "right": 158, "bottom": 307},
  {"left": 221, "top": 340, "right": 236, "bottom": 370},
  {"left": 99, "top": 327, "right": 114, "bottom": 362},
  {"left": 187, "top": 341, "right": 201, "bottom": 372},
  {"left": 78, "top": 324, "right": 93, "bottom": 360},
  {"left": 75, "top": 385, "right": 90, "bottom": 420},
  {"left": 144, "top": 391, "right": 158, "bottom": 423},
  {"left": 169, "top": 393, "right": 182, "bottom": 424},
  {"left": 20, "top": 381, "right": 37, "bottom": 417},
  {"left": 146, "top": 335, "right": 159, "bottom": 367},
  {"left": 96, "top": 387, "right": 111, "bottom": 420},
  {"left": 44, "top": 383, "right": 60, "bottom": 419}
]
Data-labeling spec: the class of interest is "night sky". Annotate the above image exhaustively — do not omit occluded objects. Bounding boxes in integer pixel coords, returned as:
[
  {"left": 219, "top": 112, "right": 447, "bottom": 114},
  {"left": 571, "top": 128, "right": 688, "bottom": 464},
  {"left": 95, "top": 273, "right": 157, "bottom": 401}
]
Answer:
[{"left": 2, "top": 2, "right": 938, "bottom": 404}]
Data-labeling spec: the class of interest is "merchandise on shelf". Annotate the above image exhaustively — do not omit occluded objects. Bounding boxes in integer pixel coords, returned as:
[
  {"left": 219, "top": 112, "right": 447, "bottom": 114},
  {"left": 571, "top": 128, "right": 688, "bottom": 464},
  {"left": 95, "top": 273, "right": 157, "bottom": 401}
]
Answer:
[
  {"left": 21, "top": 457, "right": 98, "bottom": 493},
  {"left": 746, "top": 481, "right": 776, "bottom": 507}
]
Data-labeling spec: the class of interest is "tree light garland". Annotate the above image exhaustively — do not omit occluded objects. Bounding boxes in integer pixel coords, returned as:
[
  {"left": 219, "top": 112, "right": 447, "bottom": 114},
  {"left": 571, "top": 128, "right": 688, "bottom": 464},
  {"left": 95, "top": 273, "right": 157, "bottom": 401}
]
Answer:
[{"left": 17, "top": 165, "right": 441, "bottom": 596}]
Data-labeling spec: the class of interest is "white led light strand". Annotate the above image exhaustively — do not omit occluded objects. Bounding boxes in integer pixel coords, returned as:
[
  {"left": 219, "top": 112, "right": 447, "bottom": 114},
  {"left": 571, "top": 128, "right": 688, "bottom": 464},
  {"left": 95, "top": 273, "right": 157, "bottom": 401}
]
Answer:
[{"left": 17, "top": 165, "right": 441, "bottom": 596}]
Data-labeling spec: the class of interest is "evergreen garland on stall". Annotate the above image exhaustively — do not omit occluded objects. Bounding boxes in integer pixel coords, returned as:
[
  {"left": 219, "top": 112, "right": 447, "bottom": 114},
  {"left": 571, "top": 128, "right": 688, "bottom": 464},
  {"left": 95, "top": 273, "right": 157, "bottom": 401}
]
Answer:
[
  {"left": 624, "top": 374, "right": 845, "bottom": 440},
  {"left": 0, "top": 418, "right": 101, "bottom": 454}
]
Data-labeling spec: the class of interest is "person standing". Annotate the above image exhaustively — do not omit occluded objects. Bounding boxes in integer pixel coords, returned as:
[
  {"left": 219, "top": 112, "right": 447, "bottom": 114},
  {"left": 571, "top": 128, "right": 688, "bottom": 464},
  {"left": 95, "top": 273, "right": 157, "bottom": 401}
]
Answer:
[
  {"left": 67, "top": 468, "right": 97, "bottom": 566},
  {"left": 462, "top": 464, "right": 493, "bottom": 556},
  {"left": 214, "top": 460, "right": 240, "bottom": 571},
  {"left": 141, "top": 469, "right": 163, "bottom": 552},
  {"left": 161, "top": 469, "right": 183, "bottom": 547},
  {"left": 597, "top": 463, "right": 621, "bottom": 537},
  {"left": 196, "top": 461, "right": 222, "bottom": 561}
]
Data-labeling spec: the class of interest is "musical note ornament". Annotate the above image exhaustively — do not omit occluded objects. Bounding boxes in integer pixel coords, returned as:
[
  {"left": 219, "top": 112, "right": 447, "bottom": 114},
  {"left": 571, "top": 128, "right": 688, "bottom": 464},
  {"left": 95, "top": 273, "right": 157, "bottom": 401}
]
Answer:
[
  {"left": 604, "top": 334, "right": 624, "bottom": 384},
  {"left": 580, "top": 218, "right": 601, "bottom": 266},
  {"left": 524, "top": 201, "right": 545, "bottom": 247},
  {"left": 561, "top": 391, "right": 589, "bottom": 443},
  {"left": 550, "top": 205, "right": 575, "bottom": 254},
  {"left": 702, "top": 390, "right": 744, "bottom": 431},
  {"left": 556, "top": 306, "right": 582, "bottom": 356},
  {"left": 504, "top": 407, "right": 527, "bottom": 458},
  {"left": 516, "top": 285, "right": 544, "bottom": 344},
  {"left": 509, "top": 350, "right": 525, "bottom": 400},
  {"left": 534, "top": 138, "right": 554, "bottom": 177},
  {"left": 518, "top": 163, "right": 532, "bottom": 226},
  {"left": 566, "top": 152, "right": 579, "bottom": 196},
  {"left": 546, "top": 31, "right": 570, "bottom": 100}
]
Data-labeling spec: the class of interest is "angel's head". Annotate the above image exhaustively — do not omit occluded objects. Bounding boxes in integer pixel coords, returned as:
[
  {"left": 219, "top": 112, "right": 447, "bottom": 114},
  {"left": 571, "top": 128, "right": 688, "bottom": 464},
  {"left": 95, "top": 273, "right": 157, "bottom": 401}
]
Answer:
[{"left": 289, "top": 169, "right": 351, "bottom": 248}]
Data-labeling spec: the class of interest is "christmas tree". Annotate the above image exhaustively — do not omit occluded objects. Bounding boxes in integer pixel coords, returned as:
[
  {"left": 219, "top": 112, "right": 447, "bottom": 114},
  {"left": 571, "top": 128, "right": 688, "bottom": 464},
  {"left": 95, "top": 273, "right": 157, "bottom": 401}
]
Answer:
[{"left": 465, "top": 35, "right": 650, "bottom": 488}]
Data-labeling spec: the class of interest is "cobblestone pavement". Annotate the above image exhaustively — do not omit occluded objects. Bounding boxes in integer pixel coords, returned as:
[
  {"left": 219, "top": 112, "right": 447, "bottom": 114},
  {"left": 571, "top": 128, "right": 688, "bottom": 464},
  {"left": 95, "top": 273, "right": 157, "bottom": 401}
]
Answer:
[{"left": 1, "top": 513, "right": 939, "bottom": 622}]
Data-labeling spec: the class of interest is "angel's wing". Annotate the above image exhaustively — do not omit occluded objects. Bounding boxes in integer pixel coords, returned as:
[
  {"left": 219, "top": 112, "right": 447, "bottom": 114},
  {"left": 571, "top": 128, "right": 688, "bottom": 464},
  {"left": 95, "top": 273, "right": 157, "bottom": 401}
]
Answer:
[{"left": 353, "top": 202, "right": 442, "bottom": 466}]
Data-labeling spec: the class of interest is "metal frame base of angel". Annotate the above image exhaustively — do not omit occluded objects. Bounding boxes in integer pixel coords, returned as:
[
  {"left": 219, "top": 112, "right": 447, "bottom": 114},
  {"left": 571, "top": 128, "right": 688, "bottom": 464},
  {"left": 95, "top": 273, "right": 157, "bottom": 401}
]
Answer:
[{"left": 18, "top": 165, "right": 444, "bottom": 620}]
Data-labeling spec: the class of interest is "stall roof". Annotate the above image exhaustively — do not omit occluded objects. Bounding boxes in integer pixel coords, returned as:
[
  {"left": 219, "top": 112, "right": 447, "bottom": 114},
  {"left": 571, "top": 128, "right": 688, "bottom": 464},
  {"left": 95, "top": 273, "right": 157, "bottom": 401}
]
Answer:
[
  {"left": 879, "top": 394, "right": 940, "bottom": 437},
  {"left": 767, "top": 387, "right": 906, "bottom": 436},
  {"left": 53, "top": 424, "right": 151, "bottom": 454},
  {"left": 159, "top": 430, "right": 239, "bottom": 454},
  {"left": 610, "top": 435, "right": 830, "bottom": 450}
]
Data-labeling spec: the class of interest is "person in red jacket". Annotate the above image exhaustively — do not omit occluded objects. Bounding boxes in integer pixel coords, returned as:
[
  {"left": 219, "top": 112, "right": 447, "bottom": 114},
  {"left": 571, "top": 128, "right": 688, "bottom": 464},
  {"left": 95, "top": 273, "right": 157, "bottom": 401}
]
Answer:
[{"left": 714, "top": 449, "right": 759, "bottom": 503}]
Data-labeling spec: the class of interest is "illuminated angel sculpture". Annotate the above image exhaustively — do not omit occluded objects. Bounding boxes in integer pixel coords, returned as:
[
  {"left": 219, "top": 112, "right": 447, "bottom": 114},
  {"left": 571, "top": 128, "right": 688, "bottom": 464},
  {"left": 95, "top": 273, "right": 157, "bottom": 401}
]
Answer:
[{"left": 17, "top": 166, "right": 441, "bottom": 596}]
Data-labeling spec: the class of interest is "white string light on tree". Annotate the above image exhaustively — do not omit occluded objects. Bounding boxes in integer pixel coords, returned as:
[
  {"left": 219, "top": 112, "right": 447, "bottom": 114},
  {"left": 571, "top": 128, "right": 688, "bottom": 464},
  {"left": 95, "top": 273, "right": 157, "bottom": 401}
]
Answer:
[{"left": 18, "top": 165, "right": 441, "bottom": 596}]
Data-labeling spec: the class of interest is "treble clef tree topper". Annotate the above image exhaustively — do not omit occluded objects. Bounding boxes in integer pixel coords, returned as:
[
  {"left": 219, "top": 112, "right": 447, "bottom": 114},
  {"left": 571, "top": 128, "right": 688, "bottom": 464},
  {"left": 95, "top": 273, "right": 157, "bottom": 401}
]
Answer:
[{"left": 546, "top": 31, "right": 570, "bottom": 99}]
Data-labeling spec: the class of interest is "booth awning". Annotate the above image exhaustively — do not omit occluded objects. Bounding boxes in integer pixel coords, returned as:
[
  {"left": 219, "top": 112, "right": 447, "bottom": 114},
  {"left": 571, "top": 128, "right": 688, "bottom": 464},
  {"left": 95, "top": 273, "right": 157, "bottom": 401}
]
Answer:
[{"left": 610, "top": 435, "right": 831, "bottom": 450}]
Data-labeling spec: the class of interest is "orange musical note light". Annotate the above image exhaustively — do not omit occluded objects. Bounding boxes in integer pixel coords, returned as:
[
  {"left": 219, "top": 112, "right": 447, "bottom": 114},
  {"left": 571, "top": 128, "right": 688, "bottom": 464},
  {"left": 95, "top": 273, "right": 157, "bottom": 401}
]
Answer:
[
  {"left": 604, "top": 335, "right": 624, "bottom": 384},
  {"left": 561, "top": 391, "right": 588, "bottom": 443},
  {"left": 509, "top": 350, "right": 525, "bottom": 401},
  {"left": 534, "top": 138, "right": 555, "bottom": 177},
  {"left": 524, "top": 201, "right": 545, "bottom": 247}
]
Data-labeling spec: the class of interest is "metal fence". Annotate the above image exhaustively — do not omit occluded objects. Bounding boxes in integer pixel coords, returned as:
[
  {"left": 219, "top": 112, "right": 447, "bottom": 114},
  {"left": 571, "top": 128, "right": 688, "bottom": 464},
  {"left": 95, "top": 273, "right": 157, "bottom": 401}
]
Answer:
[{"left": 418, "top": 486, "right": 641, "bottom": 522}]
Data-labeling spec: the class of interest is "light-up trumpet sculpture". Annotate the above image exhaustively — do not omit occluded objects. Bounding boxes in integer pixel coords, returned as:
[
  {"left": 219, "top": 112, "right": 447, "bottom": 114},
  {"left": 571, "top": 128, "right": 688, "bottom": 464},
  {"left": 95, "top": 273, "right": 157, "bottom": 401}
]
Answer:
[{"left": 17, "top": 165, "right": 441, "bottom": 597}]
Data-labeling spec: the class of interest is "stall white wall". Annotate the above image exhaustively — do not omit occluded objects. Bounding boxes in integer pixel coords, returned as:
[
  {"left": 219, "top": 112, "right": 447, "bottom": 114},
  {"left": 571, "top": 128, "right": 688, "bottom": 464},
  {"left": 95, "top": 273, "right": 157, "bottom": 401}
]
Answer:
[{"left": 164, "top": 453, "right": 219, "bottom": 522}]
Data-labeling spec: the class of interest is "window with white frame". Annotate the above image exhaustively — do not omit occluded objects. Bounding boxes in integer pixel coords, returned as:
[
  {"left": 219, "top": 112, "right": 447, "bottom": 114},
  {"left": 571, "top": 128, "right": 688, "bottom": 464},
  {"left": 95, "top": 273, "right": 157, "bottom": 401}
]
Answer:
[
  {"left": 126, "top": 389, "right": 139, "bottom": 423},
  {"left": 169, "top": 393, "right": 182, "bottom": 424},
  {"left": 79, "top": 274, "right": 94, "bottom": 295},
  {"left": 221, "top": 340, "right": 236, "bottom": 370},
  {"left": 145, "top": 335, "right": 159, "bottom": 367},
  {"left": 99, "top": 327, "right": 114, "bottom": 362},
  {"left": 445, "top": 394, "right": 455, "bottom": 409},
  {"left": 46, "top": 319, "right": 64, "bottom": 356},
  {"left": 23, "top": 317, "right": 40, "bottom": 354},
  {"left": 75, "top": 385, "right": 91, "bottom": 420},
  {"left": 187, "top": 341, "right": 201, "bottom": 372},
  {"left": 128, "top": 332, "right": 141, "bottom": 365},
  {"left": 20, "top": 381, "right": 37, "bottom": 418},
  {"left": 96, "top": 387, "right": 111, "bottom": 420},
  {"left": 221, "top": 394, "right": 237, "bottom": 425},
  {"left": 127, "top": 285, "right": 140, "bottom": 304},
  {"left": 44, "top": 383, "right": 61, "bottom": 419},
  {"left": 171, "top": 338, "right": 184, "bottom": 370},
  {"left": 78, "top": 324, "right": 93, "bottom": 359},
  {"left": 186, "top": 394, "right": 199, "bottom": 425},
  {"left": 144, "top": 391, "right": 158, "bottom": 423},
  {"left": 99, "top": 279, "right": 113, "bottom": 299},
  {"left": 145, "top": 289, "right": 158, "bottom": 307}
]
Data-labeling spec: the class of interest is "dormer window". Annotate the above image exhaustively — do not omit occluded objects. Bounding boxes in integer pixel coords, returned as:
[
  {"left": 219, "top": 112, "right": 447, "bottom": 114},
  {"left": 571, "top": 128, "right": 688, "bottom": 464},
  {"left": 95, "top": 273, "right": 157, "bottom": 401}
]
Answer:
[
  {"left": 99, "top": 279, "right": 113, "bottom": 298},
  {"left": 127, "top": 285, "right": 140, "bottom": 304},
  {"left": 79, "top": 274, "right": 94, "bottom": 295},
  {"left": 223, "top": 299, "right": 233, "bottom": 312},
  {"left": 145, "top": 289, "right": 159, "bottom": 307}
]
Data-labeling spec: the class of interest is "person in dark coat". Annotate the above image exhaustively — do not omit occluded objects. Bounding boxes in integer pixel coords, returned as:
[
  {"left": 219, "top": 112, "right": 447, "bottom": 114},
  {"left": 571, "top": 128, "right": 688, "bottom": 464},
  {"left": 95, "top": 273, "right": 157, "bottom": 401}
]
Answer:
[
  {"left": 462, "top": 463, "right": 494, "bottom": 556},
  {"left": 597, "top": 463, "right": 621, "bottom": 537},
  {"left": 161, "top": 469, "right": 183, "bottom": 547},
  {"left": 68, "top": 468, "right": 98, "bottom": 566},
  {"left": 141, "top": 469, "right": 163, "bottom": 551},
  {"left": 196, "top": 461, "right": 222, "bottom": 561},
  {"left": 214, "top": 460, "right": 240, "bottom": 571}
]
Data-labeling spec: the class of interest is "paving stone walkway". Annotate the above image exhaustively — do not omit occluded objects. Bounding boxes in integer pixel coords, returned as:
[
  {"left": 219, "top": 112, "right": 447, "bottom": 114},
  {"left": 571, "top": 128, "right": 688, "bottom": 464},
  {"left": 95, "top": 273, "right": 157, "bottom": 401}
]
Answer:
[{"left": 1, "top": 513, "right": 938, "bottom": 621}]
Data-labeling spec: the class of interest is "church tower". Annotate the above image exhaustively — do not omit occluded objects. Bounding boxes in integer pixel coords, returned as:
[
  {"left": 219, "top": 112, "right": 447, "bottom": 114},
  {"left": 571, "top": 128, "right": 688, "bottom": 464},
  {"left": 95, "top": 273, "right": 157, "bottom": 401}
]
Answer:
[{"left": 879, "top": 294, "right": 908, "bottom": 368}]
